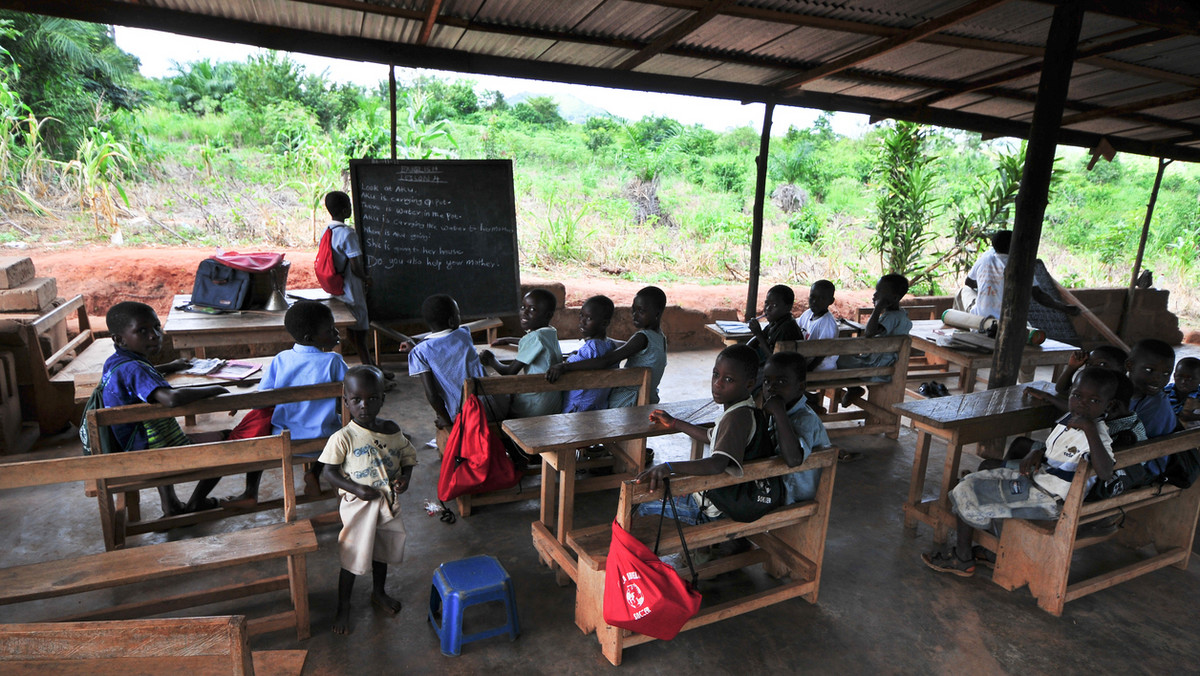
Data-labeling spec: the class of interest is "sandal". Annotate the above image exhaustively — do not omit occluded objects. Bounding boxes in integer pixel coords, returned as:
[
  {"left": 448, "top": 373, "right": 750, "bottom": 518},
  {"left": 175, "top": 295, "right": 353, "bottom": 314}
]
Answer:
[
  {"left": 971, "top": 545, "right": 996, "bottom": 569},
  {"left": 837, "top": 450, "right": 863, "bottom": 464},
  {"left": 921, "top": 548, "right": 975, "bottom": 577}
]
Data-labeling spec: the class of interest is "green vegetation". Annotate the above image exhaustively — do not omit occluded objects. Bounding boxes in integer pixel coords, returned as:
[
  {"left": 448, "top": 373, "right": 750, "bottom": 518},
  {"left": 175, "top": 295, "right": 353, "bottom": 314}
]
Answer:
[{"left": 0, "top": 14, "right": 1196, "bottom": 323}]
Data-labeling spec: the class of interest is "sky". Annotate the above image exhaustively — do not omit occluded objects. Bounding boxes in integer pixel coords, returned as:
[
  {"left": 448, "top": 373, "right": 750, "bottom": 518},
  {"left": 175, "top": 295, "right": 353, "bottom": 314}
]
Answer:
[{"left": 114, "top": 26, "right": 872, "bottom": 137}]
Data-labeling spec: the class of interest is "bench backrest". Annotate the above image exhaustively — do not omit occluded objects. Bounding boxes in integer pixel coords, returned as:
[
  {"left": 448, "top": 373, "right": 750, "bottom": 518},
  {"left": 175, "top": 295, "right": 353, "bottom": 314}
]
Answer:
[
  {"left": 773, "top": 335, "right": 912, "bottom": 387},
  {"left": 464, "top": 367, "right": 652, "bottom": 406},
  {"left": 1063, "top": 427, "right": 1200, "bottom": 507},
  {"left": 1, "top": 433, "right": 298, "bottom": 521},
  {"left": 0, "top": 616, "right": 255, "bottom": 675},
  {"left": 86, "top": 382, "right": 345, "bottom": 456},
  {"left": 28, "top": 294, "right": 94, "bottom": 374}
]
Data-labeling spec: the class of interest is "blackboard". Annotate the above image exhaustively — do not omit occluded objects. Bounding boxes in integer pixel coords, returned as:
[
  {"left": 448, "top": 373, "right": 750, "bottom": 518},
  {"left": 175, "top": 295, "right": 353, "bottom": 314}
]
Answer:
[{"left": 348, "top": 159, "right": 521, "bottom": 323}]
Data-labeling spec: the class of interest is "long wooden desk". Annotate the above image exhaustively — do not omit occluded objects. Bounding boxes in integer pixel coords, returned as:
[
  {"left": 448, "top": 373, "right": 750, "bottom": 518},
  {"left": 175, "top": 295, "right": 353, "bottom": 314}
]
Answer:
[
  {"left": 501, "top": 398, "right": 721, "bottom": 583},
  {"left": 163, "top": 290, "right": 356, "bottom": 358},
  {"left": 908, "top": 319, "right": 1076, "bottom": 394},
  {"left": 893, "top": 381, "right": 1061, "bottom": 545}
]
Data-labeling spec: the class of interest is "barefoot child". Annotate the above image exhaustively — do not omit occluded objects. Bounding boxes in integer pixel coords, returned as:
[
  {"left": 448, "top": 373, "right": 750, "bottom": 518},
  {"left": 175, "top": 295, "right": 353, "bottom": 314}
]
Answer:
[
  {"left": 922, "top": 367, "right": 1119, "bottom": 576},
  {"left": 479, "top": 288, "right": 563, "bottom": 418},
  {"left": 562, "top": 295, "right": 618, "bottom": 413},
  {"left": 762, "top": 351, "right": 832, "bottom": 503},
  {"left": 319, "top": 366, "right": 416, "bottom": 635},
  {"left": 225, "top": 300, "right": 348, "bottom": 506},
  {"left": 101, "top": 301, "right": 229, "bottom": 516},
  {"left": 408, "top": 294, "right": 492, "bottom": 429},
  {"left": 546, "top": 286, "right": 668, "bottom": 409}
]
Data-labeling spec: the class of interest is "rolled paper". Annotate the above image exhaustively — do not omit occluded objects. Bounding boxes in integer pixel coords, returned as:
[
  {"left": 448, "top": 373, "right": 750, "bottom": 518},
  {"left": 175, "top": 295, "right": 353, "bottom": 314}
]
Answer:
[
  {"left": 941, "top": 308, "right": 996, "bottom": 333},
  {"left": 1026, "top": 327, "right": 1046, "bottom": 346}
]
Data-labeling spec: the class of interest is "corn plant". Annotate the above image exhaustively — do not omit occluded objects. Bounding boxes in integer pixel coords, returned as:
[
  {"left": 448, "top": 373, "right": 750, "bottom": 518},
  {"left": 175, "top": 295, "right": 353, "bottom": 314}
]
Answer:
[
  {"left": 60, "top": 126, "right": 134, "bottom": 233},
  {"left": 534, "top": 189, "right": 592, "bottom": 265}
]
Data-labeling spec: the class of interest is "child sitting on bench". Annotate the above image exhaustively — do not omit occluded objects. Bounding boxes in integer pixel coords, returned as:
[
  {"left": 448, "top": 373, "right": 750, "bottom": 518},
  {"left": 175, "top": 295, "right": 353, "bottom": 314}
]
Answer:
[
  {"left": 562, "top": 295, "right": 618, "bottom": 413},
  {"left": 479, "top": 288, "right": 563, "bottom": 418},
  {"left": 922, "top": 367, "right": 1119, "bottom": 577},
  {"left": 747, "top": 284, "right": 802, "bottom": 363},
  {"left": 546, "top": 286, "right": 668, "bottom": 408},
  {"left": 1054, "top": 344, "right": 1127, "bottom": 395},
  {"left": 839, "top": 273, "right": 912, "bottom": 406},
  {"left": 101, "top": 301, "right": 230, "bottom": 516},
  {"left": 319, "top": 366, "right": 416, "bottom": 635},
  {"left": 409, "top": 294, "right": 494, "bottom": 429},
  {"left": 796, "top": 279, "right": 839, "bottom": 373},
  {"left": 225, "top": 300, "right": 348, "bottom": 505},
  {"left": 1166, "top": 356, "right": 1200, "bottom": 428},
  {"left": 762, "top": 351, "right": 831, "bottom": 503}
]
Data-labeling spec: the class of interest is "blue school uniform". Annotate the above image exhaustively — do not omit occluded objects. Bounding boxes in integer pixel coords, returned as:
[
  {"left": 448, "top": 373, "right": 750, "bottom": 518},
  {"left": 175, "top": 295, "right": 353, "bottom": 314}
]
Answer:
[
  {"left": 1165, "top": 382, "right": 1200, "bottom": 415},
  {"left": 608, "top": 329, "right": 667, "bottom": 408},
  {"left": 1132, "top": 389, "right": 1178, "bottom": 476},
  {"left": 562, "top": 337, "right": 617, "bottom": 413},
  {"left": 408, "top": 327, "right": 488, "bottom": 421},
  {"left": 770, "top": 398, "right": 831, "bottom": 503},
  {"left": 101, "top": 347, "right": 173, "bottom": 451},
  {"left": 260, "top": 344, "right": 347, "bottom": 440}
]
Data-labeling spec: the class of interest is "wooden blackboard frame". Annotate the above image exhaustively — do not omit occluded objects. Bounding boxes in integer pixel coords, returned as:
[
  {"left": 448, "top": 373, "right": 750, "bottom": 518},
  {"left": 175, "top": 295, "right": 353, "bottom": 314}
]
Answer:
[{"left": 348, "top": 159, "right": 521, "bottom": 323}]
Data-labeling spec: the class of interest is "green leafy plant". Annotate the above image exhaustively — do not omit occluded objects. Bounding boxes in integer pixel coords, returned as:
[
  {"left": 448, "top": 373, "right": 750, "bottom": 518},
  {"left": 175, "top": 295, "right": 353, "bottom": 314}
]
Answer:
[{"left": 871, "top": 121, "right": 938, "bottom": 285}]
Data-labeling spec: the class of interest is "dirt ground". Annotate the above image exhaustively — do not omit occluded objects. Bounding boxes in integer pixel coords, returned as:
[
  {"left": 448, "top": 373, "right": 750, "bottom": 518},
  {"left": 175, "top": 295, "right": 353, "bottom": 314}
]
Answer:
[{"left": 25, "top": 245, "right": 1200, "bottom": 343}]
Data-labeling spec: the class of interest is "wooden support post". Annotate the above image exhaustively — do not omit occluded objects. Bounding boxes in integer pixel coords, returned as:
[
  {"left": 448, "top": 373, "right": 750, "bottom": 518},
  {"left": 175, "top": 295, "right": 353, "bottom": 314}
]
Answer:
[
  {"left": 1120, "top": 156, "right": 1170, "bottom": 340},
  {"left": 745, "top": 99, "right": 774, "bottom": 320},
  {"left": 991, "top": 0, "right": 1084, "bottom": 389},
  {"left": 389, "top": 63, "right": 397, "bottom": 160}
]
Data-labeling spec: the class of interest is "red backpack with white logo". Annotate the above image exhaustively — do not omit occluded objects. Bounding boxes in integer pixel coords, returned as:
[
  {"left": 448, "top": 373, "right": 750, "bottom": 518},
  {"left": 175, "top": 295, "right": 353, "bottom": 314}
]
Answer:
[{"left": 315, "top": 226, "right": 345, "bottom": 295}]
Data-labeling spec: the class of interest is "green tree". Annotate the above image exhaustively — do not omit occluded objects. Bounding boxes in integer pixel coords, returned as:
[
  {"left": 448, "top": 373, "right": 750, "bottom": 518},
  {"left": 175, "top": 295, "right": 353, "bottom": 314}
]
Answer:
[
  {"left": 872, "top": 121, "right": 939, "bottom": 285},
  {"left": 167, "top": 59, "right": 236, "bottom": 115},
  {"left": 511, "top": 95, "right": 565, "bottom": 127},
  {"left": 0, "top": 12, "right": 143, "bottom": 157}
]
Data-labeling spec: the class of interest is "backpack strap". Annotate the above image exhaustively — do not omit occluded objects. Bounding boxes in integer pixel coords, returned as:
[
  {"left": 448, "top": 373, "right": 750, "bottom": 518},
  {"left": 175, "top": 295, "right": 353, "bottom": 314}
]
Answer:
[{"left": 654, "top": 479, "right": 699, "bottom": 587}]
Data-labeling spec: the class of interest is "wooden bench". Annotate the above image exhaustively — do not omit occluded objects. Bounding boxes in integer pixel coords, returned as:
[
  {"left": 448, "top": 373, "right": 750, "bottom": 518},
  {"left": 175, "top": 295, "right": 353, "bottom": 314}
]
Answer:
[
  {"left": 0, "top": 433, "right": 317, "bottom": 640},
  {"left": 774, "top": 335, "right": 911, "bottom": 439},
  {"left": 453, "top": 367, "right": 652, "bottom": 517},
  {"left": 0, "top": 616, "right": 306, "bottom": 675},
  {"left": 0, "top": 294, "right": 94, "bottom": 435},
  {"left": 991, "top": 428, "right": 1200, "bottom": 616},
  {"left": 85, "top": 382, "right": 345, "bottom": 551},
  {"left": 568, "top": 448, "right": 838, "bottom": 665},
  {"left": 371, "top": 317, "right": 503, "bottom": 363}
]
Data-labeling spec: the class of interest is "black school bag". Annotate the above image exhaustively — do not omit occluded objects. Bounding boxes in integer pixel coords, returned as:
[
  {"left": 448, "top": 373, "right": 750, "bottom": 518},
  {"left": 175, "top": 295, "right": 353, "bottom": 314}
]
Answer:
[
  {"left": 78, "top": 360, "right": 136, "bottom": 455},
  {"left": 190, "top": 259, "right": 251, "bottom": 311},
  {"left": 1159, "top": 448, "right": 1200, "bottom": 489},
  {"left": 704, "top": 408, "right": 785, "bottom": 522}
]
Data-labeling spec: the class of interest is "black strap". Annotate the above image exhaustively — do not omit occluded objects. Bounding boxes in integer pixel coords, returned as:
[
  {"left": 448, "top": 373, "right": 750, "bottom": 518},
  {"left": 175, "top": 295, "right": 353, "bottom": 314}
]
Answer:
[{"left": 654, "top": 479, "right": 699, "bottom": 587}]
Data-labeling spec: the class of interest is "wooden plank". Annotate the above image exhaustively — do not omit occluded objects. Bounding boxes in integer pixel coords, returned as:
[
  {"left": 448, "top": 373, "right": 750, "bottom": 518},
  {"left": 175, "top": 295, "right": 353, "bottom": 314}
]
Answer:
[
  {"left": 1063, "top": 548, "right": 1188, "bottom": 603},
  {"left": 253, "top": 650, "right": 308, "bottom": 676},
  {"left": 0, "top": 616, "right": 247, "bottom": 659},
  {"left": 471, "top": 367, "right": 650, "bottom": 397},
  {"left": 0, "top": 434, "right": 291, "bottom": 488},
  {"left": 0, "top": 521, "right": 317, "bottom": 605},
  {"left": 91, "top": 382, "right": 343, "bottom": 426},
  {"left": 57, "top": 577, "right": 290, "bottom": 623},
  {"left": 501, "top": 398, "right": 720, "bottom": 456}
]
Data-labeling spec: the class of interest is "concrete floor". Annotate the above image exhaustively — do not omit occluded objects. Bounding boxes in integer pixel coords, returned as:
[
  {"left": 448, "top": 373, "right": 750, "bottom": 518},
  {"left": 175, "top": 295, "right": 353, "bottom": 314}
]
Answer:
[{"left": 3, "top": 350, "right": 1200, "bottom": 674}]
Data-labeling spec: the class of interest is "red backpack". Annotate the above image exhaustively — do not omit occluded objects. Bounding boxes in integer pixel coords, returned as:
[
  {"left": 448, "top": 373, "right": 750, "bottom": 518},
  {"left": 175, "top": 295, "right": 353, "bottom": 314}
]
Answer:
[
  {"left": 315, "top": 226, "right": 345, "bottom": 296},
  {"left": 437, "top": 392, "right": 521, "bottom": 501}
]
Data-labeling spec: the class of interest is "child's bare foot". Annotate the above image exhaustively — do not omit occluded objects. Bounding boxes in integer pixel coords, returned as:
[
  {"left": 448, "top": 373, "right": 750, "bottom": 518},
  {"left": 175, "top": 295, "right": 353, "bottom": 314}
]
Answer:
[
  {"left": 160, "top": 498, "right": 188, "bottom": 518},
  {"left": 185, "top": 496, "right": 220, "bottom": 513},
  {"left": 220, "top": 492, "right": 258, "bottom": 510},
  {"left": 332, "top": 607, "right": 352, "bottom": 635},
  {"left": 371, "top": 591, "right": 402, "bottom": 614},
  {"left": 921, "top": 548, "right": 975, "bottom": 577}
]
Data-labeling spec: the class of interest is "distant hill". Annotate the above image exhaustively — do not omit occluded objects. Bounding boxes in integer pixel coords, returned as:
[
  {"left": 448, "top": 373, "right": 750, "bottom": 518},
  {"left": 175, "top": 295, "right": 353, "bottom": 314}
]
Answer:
[{"left": 507, "top": 91, "right": 614, "bottom": 124}]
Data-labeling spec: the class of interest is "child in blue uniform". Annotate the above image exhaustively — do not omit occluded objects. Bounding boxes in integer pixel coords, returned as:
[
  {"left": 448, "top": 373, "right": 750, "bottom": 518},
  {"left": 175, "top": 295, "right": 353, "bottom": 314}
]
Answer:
[
  {"left": 100, "top": 301, "right": 229, "bottom": 516},
  {"left": 409, "top": 293, "right": 492, "bottom": 429},
  {"left": 562, "top": 295, "right": 617, "bottom": 413}
]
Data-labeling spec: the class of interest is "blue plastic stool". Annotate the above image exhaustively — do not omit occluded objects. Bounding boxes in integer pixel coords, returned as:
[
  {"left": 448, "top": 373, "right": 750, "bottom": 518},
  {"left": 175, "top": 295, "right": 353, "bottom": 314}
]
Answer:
[{"left": 428, "top": 555, "right": 520, "bottom": 656}]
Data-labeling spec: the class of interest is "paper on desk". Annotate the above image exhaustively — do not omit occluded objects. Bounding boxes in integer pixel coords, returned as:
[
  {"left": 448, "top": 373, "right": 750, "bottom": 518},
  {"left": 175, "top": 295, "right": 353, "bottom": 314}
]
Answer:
[
  {"left": 180, "top": 358, "right": 225, "bottom": 375},
  {"left": 715, "top": 320, "right": 752, "bottom": 335}
]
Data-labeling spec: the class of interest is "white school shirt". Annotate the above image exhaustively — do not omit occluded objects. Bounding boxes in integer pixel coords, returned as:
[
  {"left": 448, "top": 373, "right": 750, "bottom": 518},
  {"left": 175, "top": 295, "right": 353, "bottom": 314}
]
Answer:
[{"left": 796, "top": 309, "right": 839, "bottom": 371}]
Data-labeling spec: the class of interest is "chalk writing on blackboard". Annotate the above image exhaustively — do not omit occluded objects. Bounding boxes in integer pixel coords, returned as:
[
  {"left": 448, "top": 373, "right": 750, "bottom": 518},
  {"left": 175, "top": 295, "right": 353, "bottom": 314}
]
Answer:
[{"left": 349, "top": 160, "right": 520, "bottom": 323}]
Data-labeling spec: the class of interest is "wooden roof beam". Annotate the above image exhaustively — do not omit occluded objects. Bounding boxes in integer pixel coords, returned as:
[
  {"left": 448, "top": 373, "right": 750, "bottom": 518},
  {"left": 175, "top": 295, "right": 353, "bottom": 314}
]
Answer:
[
  {"left": 1061, "top": 87, "right": 1200, "bottom": 126},
  {"left": 418, "top": 0, "right": 444, "bottom": 46},
  {"left": 772, "top": 0, "right": 1011, "bottom": 91},
  {"left": 616, "top": 0, "right": 736, "bottom": 71}
]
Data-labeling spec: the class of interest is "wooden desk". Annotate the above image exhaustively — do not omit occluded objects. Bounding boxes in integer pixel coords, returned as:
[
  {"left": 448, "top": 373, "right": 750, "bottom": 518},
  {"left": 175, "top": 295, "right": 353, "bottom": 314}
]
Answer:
[
  {"left": 908, "top": 320, "right": 1076, "bottom": 394},
  {"left": 705, "top": 323, "right": 752, "bottom": 345},
  {"left": 893, "top": 381, "right": 1061, "bottom": 544},
  {"left": 163, "top": 290, "right": 355, "bottom": 358},
  {"left": 51, "top": 338, "right": 269, "bottom": 402},
  {"left": 502, "top": 398, "right": 721, "bottom": 583}
]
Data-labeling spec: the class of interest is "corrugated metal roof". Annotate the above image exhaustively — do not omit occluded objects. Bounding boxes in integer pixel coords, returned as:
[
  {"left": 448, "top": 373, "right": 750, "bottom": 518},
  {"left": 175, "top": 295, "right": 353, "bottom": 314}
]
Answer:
[{"left": 19, "top": 0, "right": 1200, "bottom": 161}]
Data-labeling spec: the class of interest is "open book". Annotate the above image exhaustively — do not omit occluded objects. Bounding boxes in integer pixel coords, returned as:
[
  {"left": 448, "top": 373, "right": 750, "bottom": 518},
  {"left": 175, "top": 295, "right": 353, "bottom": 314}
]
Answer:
[{"left": 179, "top": 359, "right": 263, "bottom": 381}]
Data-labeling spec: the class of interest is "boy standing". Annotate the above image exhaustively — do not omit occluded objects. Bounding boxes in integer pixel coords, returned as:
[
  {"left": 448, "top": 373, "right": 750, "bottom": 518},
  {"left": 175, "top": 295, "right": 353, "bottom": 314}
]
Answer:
[
  {"left": 562, "top": 295, "right": 618, "bottom": 413},
  {"left": 480, "top": 288, "right": 563, "bottom": 418},
  {"left": 319, "top": 366, "right": 416, "bottom": 635},
  {"left": 101, "top": 301, "right": 229, "bottom": 516},
  {"left": 796, "top": 280, "right": 839, "bottom": 372},
  {"left": 409, "top": 294, "right": 492, "bottom": 429},
  {"left": 747, "top": 284, "right": 802, "bottom": 362},
  {"left": 923, "top": 367, "right": 1119, "bottom": 576},
  {"left": 323, "top": 190, "right": 379, "bottom": 370},
  {"left": 762, "top": 352, "right": 832, "bottom": 503}
]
